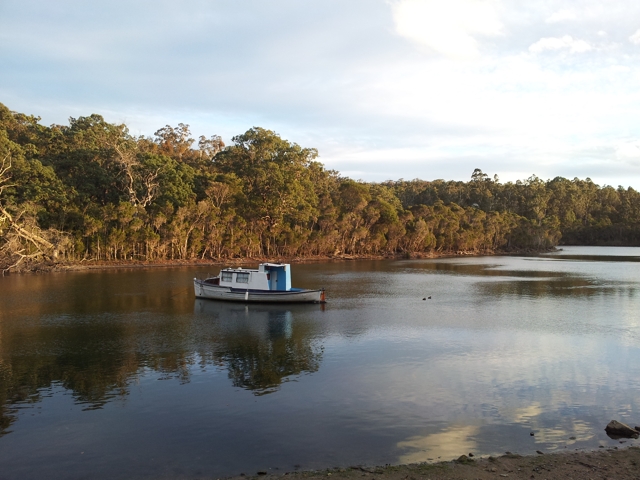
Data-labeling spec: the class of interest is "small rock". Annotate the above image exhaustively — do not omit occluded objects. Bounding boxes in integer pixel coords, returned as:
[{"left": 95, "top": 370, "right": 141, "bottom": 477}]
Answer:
[
  {"left": 422, "top": 298, "right": 426, "bottom": 300},
  {"left": 536, "top": 450, "right": 544, "bottom": 455},
  {"left": 605, "top": 420, "right": 640, "bottom": 439},
  {"left": 635, "top": 426, "right": 640, "bottom": 432},
  {"left": 468, "top": 452, "right": 474, "bottom": 457},
  {"left": 530, "top": 432, "right": 534, "bottom": 436},
  {"left": 490, "top": 467, "right": 497, "bottom": 472},
  {"left": 569, "top": 436, "right": 576, "bottom": 440},
  {"left": 358, "top": 467, "right": 376, "bottom": 473},
  {"left": 257, "top": 472, "right": 267, "bottom": 476}
]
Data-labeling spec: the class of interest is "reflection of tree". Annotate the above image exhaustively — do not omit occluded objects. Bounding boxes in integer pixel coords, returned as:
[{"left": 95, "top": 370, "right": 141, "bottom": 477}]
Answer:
[
  {"left": 0, "top": 358, "right": 16, "bottom": 433},
  {"left": 0, "top": 299, "right": 324, "bottom": 436},
  {"left": 222, "top": 313, "right": 322, "bottom": 395},
  {"left": 0, "top": 312, "right": 195, "bottom": 436},
  {"left": 0, "top": 325, "right": 137, "bottom": 435}
]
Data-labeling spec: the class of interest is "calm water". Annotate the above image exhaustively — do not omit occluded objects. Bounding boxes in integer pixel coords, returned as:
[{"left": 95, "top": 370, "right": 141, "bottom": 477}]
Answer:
[{"left": 1, "top": 246, "right": 640, "bottom": 478}]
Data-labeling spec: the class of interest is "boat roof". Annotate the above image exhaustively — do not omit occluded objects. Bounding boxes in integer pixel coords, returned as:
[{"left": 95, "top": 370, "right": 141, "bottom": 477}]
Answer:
[{"left": 220, "top": 262, "right": 288, "bottom": 273}]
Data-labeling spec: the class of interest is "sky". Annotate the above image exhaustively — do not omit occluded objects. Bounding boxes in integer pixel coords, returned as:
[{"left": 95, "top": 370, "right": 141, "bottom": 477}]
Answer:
[{"left": 1, "top": 0, "right": 640, "bottom": 187}]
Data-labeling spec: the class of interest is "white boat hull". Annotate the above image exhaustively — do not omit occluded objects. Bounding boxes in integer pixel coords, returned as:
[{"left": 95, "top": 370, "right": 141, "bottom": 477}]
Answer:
[{"left": 194, "top": 279, "right": 325, "bottom": 303}]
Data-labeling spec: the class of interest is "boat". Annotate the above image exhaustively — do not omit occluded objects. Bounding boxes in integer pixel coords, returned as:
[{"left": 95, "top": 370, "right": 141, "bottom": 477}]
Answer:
[{"left": 194, "top": 263, "right": 326, "bottom": 303}]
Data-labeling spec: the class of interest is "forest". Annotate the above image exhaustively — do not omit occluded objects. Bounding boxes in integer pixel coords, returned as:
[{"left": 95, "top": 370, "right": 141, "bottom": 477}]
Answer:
[{"left": 1, "top": 102, "right": 639, "bottom": 274}]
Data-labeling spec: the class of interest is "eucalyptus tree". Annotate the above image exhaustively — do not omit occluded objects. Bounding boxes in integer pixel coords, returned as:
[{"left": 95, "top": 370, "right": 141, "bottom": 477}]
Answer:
[
  {"left": 214, "top": 127, "right": 322, "bottom": 255},
  {"left": 0, "top": 132, "right": 63, "bottom": 273}
]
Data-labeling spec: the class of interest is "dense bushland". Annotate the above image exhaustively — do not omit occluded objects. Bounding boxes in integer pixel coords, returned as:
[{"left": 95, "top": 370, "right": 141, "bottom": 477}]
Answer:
[{"left": 1, "top": 103, "right": 637, "bottom": 273}]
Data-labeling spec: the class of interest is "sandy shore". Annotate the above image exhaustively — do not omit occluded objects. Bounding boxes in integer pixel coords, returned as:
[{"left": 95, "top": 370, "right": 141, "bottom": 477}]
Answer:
[{"left": 229, "top": 447, "right": 640, "bottom": 480}]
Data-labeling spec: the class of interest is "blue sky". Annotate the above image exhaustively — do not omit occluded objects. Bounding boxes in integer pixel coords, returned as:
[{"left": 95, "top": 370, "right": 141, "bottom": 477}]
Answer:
[{"left": 2, "top": 0, "right": 640, "bottom": 187}]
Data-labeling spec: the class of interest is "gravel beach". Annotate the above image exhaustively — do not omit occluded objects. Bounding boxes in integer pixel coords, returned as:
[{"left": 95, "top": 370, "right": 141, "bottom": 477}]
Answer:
[{"left": 229, "top": 447, "right": 640, "bottom": 480}]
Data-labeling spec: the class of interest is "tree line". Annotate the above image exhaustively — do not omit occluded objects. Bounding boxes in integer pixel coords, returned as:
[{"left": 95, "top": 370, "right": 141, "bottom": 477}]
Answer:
[{"left": 1, "top": 102, "right": 638, "bottom": 273}]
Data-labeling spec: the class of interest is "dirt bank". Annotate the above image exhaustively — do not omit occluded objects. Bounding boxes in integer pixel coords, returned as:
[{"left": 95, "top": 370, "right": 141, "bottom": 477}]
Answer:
[
  {"left": 231, "top": 447, "right": 640, "bottom": 480},
  {"left": 3, "top": 247, "right": 560, "bottom": 275}
]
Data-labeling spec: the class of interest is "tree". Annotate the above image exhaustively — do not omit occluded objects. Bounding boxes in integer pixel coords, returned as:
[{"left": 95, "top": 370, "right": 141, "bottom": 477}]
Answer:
[
  {"left": 214, "top": 127, "right": 321, "bottom": 255},
  {"left": 154, "top": 123, "right": 195, "bottom": 161},
  {"left": 0, "top": 148, "right": 61, "bottom": 274}
]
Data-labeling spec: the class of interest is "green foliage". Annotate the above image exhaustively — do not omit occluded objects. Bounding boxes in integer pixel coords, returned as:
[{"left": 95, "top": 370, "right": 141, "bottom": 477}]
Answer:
[
  {"left": 145, "top": 153, "right": 197, "bottom": 209},
  {"left": 4, "top": 102, "right": 639, "bottom": 272}
]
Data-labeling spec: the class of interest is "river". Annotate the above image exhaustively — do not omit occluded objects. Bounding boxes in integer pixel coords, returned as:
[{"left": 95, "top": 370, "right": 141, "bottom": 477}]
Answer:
[{"left": 1, "top": 246, "right": 639, "bottom": 478}]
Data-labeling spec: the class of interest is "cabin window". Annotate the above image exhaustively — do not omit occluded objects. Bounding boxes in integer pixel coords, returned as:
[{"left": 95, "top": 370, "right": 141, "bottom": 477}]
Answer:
[
  {"left": 221, "top": 271, "right": 233, "bottom": 282},
  {"left": 236, "top": 272, "right": 249, "bottom": 283}
]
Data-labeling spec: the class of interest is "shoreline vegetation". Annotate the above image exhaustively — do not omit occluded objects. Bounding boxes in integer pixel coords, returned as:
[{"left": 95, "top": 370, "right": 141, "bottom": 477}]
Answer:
[
  {"left": 2, "top": 102, "right": 640, "bottom": 275},
  {"left": 13, "top": 247, "right": 560, "bottom": 274},
  {"left": 230, "top": 446, "right": 640, "bottom": 480}
]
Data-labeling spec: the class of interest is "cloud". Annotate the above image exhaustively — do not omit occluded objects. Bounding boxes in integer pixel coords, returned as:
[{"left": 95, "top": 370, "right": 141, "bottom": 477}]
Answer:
[
  {"left": 390, "top": 0, "right": 503, "bottom": 58},
  {"left": 529, "top": 35, "right": 592, "bottom": 54},
  {"left": 545, "top": 9, "right": 577, "bottom": 23},
  {"left": 630, "top": 29, "right": 640, "bottom": 45},
  {"left": 616, "top": 141, "right": 640, "bottom": 162}
]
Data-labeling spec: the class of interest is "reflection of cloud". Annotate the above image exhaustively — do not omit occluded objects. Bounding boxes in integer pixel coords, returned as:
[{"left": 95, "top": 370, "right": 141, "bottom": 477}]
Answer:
[
  {"left": 500, "top": 404, "right": 594, "bottom": 449},
  {"left": 397, "top": 425, "right": 479, "bottom": 463},
  {"left": 532, "top": 420, "right": 595, "bottom": 450},
  {"left": 503, "top": 404, "right": 544, "bottom": 424}
]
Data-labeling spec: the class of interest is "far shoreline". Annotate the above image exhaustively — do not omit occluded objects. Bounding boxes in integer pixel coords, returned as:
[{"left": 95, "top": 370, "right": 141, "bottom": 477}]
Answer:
[{"left": 3, "top": 247, "right": 563, "bottom": 275}]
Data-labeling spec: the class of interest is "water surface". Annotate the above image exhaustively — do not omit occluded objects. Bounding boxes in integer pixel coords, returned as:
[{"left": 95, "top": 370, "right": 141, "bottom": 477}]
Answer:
[{"left": 1, "top": 246, "right": 639, "bottom": 478}]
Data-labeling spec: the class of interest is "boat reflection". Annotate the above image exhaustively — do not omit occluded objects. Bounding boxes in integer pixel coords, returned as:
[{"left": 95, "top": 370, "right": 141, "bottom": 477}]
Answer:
[{"left": 194, "top": 300, "right": 324, "bottom": 395}]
